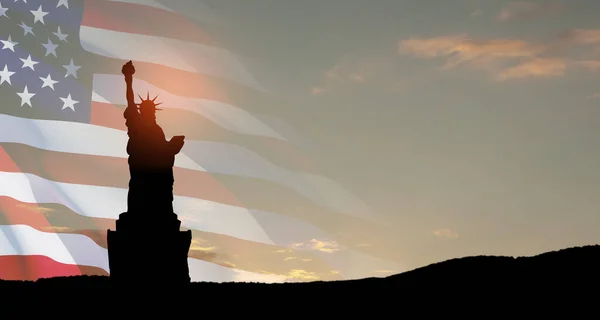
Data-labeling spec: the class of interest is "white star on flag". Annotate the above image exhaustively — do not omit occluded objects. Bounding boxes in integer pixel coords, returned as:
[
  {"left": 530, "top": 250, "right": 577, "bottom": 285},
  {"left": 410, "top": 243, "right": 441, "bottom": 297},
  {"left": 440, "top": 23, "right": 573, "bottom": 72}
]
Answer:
[
  {"left": 17, "top": 85, "right": 35, "bottom": 107},
  {"left": 62, "top": 58, "right": 80, "bottom": 78},
  {"left": 39, "top": 74, "right": 58, "bottom": 90},
  {"left": 0, "top": 65, "right": 15, "bottom": 85},
  {"left": 20, "top": 54, "right": 39, "bottom": 70},
  {"left": 42, "top": 38, "right": 58, "bottom": 57},
  {"left": 57, "top": 0, "right": 69, "bottom": 9},
  {"left": 30, "top": 5, "right": 49, "bottom": 25},
  {"left": 60, "top": 93, "right": 78, "bottom": 111},
  {"left": 1, "top": 35, "right": 18, "bottom": 52}
]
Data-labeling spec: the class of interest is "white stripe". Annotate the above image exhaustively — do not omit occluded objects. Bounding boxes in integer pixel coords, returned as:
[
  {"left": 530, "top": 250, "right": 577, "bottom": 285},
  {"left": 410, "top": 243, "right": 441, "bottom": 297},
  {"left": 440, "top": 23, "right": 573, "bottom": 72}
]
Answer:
[
  {"left": 91, "top": 74, "right": 286, "bottom": 141},
  {"left": 0, "top": 114, "right": 374, "bottom": 221},
  {"left": 105, "top": 0, "right": 226, "bottom": 27},
  {"left": 182, "top": 141, "right": 374, "bottom": 221},
  {"left": 0, "top": 171, "right": 402, "bottom": 278},
  {"left": 0, "top": 113, "right": 205, "bottom": 171},
  {"left": 0, "top": 224, "right": 281, "bottom": 283},
  {"left": 0, "top": 224, "right": 108, "bottom": 270},
  {"left": 79, "top": 26, "right": 264, "bottom": 92},
  {"left": 0, "top": 171, "right": 274, "bottom": 245}
]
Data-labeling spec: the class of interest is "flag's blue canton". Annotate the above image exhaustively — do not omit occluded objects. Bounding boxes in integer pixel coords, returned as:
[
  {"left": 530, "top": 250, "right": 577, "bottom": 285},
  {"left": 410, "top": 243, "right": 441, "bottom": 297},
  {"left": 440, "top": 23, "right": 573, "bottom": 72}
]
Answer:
[{"left": 0, "top": 0, "right": 92, "bottom": 123}]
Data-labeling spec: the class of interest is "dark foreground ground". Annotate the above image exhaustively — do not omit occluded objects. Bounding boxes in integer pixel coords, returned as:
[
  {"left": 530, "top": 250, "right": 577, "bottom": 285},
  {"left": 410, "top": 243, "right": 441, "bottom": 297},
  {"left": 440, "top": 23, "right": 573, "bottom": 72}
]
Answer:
[{"left": 2, "top": 245, "right": 599, "bottom": 312}]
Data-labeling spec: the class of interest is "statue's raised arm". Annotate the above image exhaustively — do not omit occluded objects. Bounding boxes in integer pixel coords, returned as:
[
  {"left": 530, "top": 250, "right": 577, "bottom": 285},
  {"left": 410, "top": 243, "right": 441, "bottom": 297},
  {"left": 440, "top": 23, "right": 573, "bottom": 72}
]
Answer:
[{"left": 122, "top": 61, "right": 139, "bottom": 121}]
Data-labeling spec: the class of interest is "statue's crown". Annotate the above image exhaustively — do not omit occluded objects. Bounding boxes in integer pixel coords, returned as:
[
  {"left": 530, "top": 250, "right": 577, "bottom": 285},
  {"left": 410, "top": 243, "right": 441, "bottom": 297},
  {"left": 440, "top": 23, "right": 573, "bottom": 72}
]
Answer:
[{"left": 137, "top": 91, "right": 162, "bottom": 111}]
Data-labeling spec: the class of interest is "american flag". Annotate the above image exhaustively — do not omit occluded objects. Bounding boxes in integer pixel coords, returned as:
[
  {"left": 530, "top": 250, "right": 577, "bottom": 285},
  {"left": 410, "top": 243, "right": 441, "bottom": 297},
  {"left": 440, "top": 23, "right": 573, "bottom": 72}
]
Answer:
[{"left": 0, "top": 0, "right": 401, "bottom": 282}]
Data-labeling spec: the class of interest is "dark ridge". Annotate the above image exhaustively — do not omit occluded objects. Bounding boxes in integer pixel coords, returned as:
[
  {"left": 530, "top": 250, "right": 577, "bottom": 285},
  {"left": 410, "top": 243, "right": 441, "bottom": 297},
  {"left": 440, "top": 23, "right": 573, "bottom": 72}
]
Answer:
[{"left": 3, "top": 245, "right": 599, "bottom": 295}]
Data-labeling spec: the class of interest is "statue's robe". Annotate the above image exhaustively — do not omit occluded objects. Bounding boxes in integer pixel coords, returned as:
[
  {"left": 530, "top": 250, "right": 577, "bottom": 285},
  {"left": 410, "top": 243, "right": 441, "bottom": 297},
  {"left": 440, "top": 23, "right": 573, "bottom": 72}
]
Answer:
[{"left": 124, "top": 107, "right": 176, "bottom": 214}]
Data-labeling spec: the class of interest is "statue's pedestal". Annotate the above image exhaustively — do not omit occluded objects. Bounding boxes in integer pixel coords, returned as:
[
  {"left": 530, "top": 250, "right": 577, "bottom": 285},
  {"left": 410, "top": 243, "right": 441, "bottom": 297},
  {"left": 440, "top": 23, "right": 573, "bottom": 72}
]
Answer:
[{"left": 107, "top": 211, "right": 192, "bottom": 285}]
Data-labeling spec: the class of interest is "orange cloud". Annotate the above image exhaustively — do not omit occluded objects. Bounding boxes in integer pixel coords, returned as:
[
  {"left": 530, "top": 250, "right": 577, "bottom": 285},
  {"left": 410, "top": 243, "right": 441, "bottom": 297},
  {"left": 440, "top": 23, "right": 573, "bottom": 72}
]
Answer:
[
  {"left": 232, "top": 270, "right": 288, "bottom": 283},
  {"left": 292, "top": 239, "right": 342, "bottom": 253},
  {"left": 286, "top": 269, "right": 320, "bottom": 281},
  {"left": 311, "top": 54, "right": 398, "bottom": 95},
  {"left": 398, "top": 35, "right": 579, "bottom": 80},
  {"left": 433, "top": 228, "right": 459, "bottom": 239},
  {"left": 16, "top": 203, "right": 55, "bottom": 214},
  {"left": 42, "top": 226, "right": 71, "bottom": 232},
  {"left": 399, "top": 35, "right": 544, "bottom": 69},
  {"left": 232, "top": 268, "right": 321, "bottom": 283},
  {"left": 190, "top": 238, "right": 216, "bottom": 252},
  {"left": 498, "top": 58, "right": 567, "bottom": 80}
]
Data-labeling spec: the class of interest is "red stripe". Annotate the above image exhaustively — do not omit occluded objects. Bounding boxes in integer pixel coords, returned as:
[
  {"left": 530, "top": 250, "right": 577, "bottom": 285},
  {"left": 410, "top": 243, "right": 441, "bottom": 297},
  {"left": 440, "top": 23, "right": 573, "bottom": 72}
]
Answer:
[
  {"left": 90, "top": 101, "right": 317, "bottom": 173},
  {"left": 81, "top": 0, "right": 217, "bottom": 46},
  {"left": 0, "top": 197, "right": 112, "bottom": 248},
  {"left": 0, "top": 147, "right": 94, "bottom": 278},
  {"left": 0, "top": 255, "right": 107, "bottom": 281}
]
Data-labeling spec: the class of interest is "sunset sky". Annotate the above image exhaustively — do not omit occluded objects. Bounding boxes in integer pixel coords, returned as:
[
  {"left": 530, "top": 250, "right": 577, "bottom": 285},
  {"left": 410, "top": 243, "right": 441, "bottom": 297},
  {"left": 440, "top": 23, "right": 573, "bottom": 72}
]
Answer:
[{"left": 196, "top": 0, "right": 600, "bottom": 276}]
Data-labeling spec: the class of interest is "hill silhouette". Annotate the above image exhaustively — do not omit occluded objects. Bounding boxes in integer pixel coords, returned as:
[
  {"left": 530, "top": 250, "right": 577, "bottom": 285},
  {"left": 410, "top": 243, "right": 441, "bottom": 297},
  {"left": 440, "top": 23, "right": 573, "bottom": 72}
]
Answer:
[{"left": 3, "top": 245, "right": 598, "bottom": 304}]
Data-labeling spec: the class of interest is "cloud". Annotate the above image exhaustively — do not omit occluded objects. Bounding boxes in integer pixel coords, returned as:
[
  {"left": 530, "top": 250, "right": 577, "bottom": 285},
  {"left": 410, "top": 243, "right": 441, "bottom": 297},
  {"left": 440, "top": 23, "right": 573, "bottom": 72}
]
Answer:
[
  {"left": 232, "top": 269, "right": 288, "bottom": 283},
  {"left": 311, "top": 53, "right": 403, "bottom": 95},
  {"left": 399, "top": 35, "right": 544, "bottom": 69},
  {"left": 498, "top": 57, "right": 567, "bottom": 80},
  {"left": 291, "top": 239, "right": 342, "bottom": 253},
  {"left": 16, "top": 203, "right": 55, "bottom": 214},
  {"left": 574, "top": 60, "right": 600, "bottom": 72},
  {"left": 311, "top": 62, "right": 367, "bottom": 96},
  {"left": 232, "top": 268, "right": 321, "bottom": 283},
  {"left": 188, "top": 238, "right": 219, "bottom": 261},
  {"left": 497, "top": 1, "right": 563, "bottom": 22},
  {"left": 562, "top": 29, "right": 600, "bottom": 45},
  {"left": 190, "top": 238, "right": 216, "bottom": 252},
  {"left": 42, "top": 226, "right": 71, "bottom": 232},
  {"left": 433, "top": 228, "right": 459, "bottom": 239},
  {"left": 398, "top": 34, "right": 579, "bottom": 80},
  {"left": 558, "top": 28, "right": 600, "bottom": 60},
  {"left": 286, "top": 269, "right": 320, "bottom": 281},
  {"left": 323, "top": 63, "right": 367, "bottom": 83}
]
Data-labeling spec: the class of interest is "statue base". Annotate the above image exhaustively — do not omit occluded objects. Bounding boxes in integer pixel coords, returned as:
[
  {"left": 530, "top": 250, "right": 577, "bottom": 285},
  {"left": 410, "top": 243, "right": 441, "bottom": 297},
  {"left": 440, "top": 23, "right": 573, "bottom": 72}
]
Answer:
[{"left": 107, "top": 211, "right": 192, "bottom": 285}]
